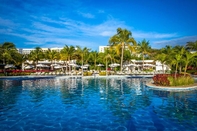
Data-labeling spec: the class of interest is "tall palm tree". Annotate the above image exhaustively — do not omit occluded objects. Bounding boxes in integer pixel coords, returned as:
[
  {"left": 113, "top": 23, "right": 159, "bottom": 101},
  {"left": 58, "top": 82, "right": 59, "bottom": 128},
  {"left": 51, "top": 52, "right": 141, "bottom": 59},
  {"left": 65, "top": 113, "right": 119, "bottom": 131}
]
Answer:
[
  {"left": 108, "top": 45, "right": 122, "bottom": 64},
  {"left": 89, "top": 51, "right": 99, "bottom": 71},
  {"left": 186, "top": 41, "right": 197, "bottom": 51},
  {"left": 76, "top": 46, "right": 90, "bottom": 76},
  {"left": 155, "top": 53, "right": 167, "bottom": 73},
  {"left": 60, "top": 47, "right": 69, "bottom": 72},
  {"left": 0, "top": 42, "right": 19, "bottom": 64},
  {"left": 109, "top": 28, "right": 136, "bottom": 73},
  {"left": 60, "top": 45, "right": 76, "bottom": 73},
  {"left": 103, "top": 48, "right": 112, "bottom": 76},
  {"left": 29, "top": 47, "right": 44, "bottom": 70},
  {"left": 45, "top": 49, "right": 60, "bottom": 70},
  {"left": 138, "top": 39, "right": 151, "bottom": 70},
  {"left": 171, "top": 46, "right": 185, "bottom": 79},
  {"left": 183, "top": 51, "right": 197, "bottom": 76}
]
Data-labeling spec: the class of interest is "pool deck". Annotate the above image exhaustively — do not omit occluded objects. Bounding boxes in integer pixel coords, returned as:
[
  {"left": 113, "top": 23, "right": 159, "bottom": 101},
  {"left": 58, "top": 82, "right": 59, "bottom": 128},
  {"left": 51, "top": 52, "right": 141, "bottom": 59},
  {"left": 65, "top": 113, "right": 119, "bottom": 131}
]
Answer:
[
  {"left": 146, "top": 81, "right": 197, "bottom": 91},
  {"left": 0, "top": 74, "right": 154, "bottom": 79}
]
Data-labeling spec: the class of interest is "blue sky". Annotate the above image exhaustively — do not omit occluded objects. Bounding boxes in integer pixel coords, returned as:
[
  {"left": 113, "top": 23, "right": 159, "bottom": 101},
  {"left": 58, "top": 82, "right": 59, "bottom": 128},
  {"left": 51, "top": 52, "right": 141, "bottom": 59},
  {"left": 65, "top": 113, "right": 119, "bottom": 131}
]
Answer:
[{"left": 0, "top": 0, "right": 197, "bottom": 51}]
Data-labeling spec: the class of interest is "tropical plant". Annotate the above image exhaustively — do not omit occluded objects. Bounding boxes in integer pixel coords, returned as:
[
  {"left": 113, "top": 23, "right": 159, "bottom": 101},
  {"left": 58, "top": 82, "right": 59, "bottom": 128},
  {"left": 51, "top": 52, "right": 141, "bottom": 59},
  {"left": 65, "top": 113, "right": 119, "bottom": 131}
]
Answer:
[
  {"left": 186, "top": 40, "right": 197, "bottom": 51},
  {"left": 0, "top": 42, "right": 21, "bottom": 65},
  {"left": 75, "top": 46, "right": 90, "bottom": 75},
  {"left": 109, "top": 28, "right": 136, "bottom": 73},
  {"left": 171, "top": 46, "right": 185, "bottom": 79},
  {"left": 45, "top": 49, "right": 60, "bottom": 70},
  {"left": 60, "top": 45, "right": 76, "bottom": 72},
  {"left": 29, "top": 47, "right": 44, "bottom": 70},
  {"left": 137, "top": 39, "right": 151, "bottom": 70},
  {"left": 155, "top": 53, "right": 167, "bottom": 73},
  {"left": 182, "top": 51, "right": 197, "bottom": 76},
  {"left": 89, "top": 51, "right": 99, "bottom": 70},
  {"left": 99, "top": 48, "right": 113, "bottom": 75}
]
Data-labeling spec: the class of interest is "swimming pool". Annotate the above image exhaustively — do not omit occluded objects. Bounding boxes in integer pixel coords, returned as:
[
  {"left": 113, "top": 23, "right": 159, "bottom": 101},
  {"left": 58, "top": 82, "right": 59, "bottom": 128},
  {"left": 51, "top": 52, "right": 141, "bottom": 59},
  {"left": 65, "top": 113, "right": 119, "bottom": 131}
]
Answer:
[{"left": 0, "top": 77, "right": 197, "bottom": 131}]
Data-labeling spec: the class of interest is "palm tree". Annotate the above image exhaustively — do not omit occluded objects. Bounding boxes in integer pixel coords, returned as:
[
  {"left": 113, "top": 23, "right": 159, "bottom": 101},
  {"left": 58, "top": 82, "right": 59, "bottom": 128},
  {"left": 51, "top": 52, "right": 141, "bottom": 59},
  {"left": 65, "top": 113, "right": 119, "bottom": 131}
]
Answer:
[
  {"left": 183, "top": 51, "right": 197, "bottom": 76},
  {"left": 29, "top": 47, "right": 44, "bottom": 70},
  {"left": 171, "top": 46, "right": 185, "bottom": 79},
  {"left": 21, "top": 54, "right": 29, "bottom": 71},
  {"left": 109, "top": 28, "right": 136, "bottom": 73},
  {"left": 45, "top": 49, "right": 60, "bottom": 70},
  {"left": 186, "top": 41, "right": 197, "bottom": 51},
  {"left": 155, "top": 53, "right": 167, "bottom": 73},
  {"left": 138, "top": 39, "right": 151, "bottom": 70},
  {"left": 75, "top": 46, "right": 90, "bottom": 76},
  {"left": 60, "top": 45, "right": 76, "bottom": 73},
  {"left": 103, "top": 48, "right": 112, "bottom": 76},
  {"left": 0, "top": 42, "right": 19, "bottom": 64},
  {"left": 60, "top": 47, "right": 69, "bottom": 72},
  {"left": 89, "top": 51, "right": 99, "bottom": 71}
]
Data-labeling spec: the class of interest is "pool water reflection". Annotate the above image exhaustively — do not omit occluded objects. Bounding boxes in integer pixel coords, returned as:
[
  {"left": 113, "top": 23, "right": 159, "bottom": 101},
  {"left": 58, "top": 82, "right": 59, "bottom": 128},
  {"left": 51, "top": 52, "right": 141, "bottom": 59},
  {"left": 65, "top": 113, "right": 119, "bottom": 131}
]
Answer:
[{"left": 0, "top": 77, "right": 197, "bottom": 131}]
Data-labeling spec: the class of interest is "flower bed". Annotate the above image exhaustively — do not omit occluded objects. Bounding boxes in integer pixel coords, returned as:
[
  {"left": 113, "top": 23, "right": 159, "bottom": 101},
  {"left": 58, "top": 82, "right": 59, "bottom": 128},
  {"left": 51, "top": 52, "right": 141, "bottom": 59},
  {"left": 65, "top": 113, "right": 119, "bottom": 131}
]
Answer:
[{"left": 1, "top": 70, "right": 50, "bottom": 76}]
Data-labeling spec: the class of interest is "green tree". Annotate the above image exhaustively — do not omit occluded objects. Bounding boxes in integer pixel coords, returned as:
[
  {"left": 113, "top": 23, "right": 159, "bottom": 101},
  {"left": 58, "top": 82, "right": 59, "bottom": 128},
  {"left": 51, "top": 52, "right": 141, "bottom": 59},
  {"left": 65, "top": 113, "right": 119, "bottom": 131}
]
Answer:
[
  {"left": 103, "top": 48, "right": 112, "bottom": 76},
  {"left": 109, "top": 28, "right": 136, "bottom": 73},
  {"left": 186, "top": 40, "right": 197, "bottom": 51},
  {"left": 0, "top": 42, "right": 20, "bottom": 65},
  {"left": 89, "top": 51, "right": 99, "bottom": 70},
  {"left": 76, "top": 46, "right": 90, "bottom": 75},
  {"left": 45, "top": 49, "right": 60, "bottom": 70},
  {"left": 29, "top": 47, "right": 44, "bottom": 70},
  {"left": 60, "top": 45, "right": 76, "bottom": 73},
  {"left": 155, "top": 53, "right": 167, "bottom": 73},
  {"left": 171, "top": 46, "right": 185, "bottom": 79},
  {"left": 183, "top": 51, "right": 197, "bottom": 76},
  {"left": 138, "top": 39, "right": 151, "bottom": 70}
]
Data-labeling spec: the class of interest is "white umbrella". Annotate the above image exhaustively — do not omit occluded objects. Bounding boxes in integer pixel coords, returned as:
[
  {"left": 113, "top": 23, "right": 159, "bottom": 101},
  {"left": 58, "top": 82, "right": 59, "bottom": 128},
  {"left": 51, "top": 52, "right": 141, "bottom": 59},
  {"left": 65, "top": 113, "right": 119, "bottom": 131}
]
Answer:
[
  {"left": 127, "top": 63, "right": 136, "bottom": 67},
  {"left": 68, "top": 63, "right": 76, "bottom": 66},
  {"left": 36, "top": 64, "right": 45, "bottom": 67},
  {"left": 83, "top": 64, "right": 90, "bottom": 67},
  {"left": 109, "top": 64, "right": 115, "bottom": 68},
  {"left": 113, "top": 63, "right": 120, "bottom": 66},
  {"left": 43, "top": 65, "right": 49, "bottom": 68},
  {"left": 36, "top": 64, "right": 49, "bottom": 68},
  {"left": 97, "top": 64, "right": 104, "bottom": 67},
  {"left": 81, "top": 66, "right": 88, "bottom": 69},
  {"left": 54, "top": 65, "right": 62, "bottom": 69},
  {"left": 109, "top": 63, "right": 120, "bottom": 67},
  {"left": 5, "top": 64, "right": 16, "bottom": 69},
  {"left": 25, "top": 65, "right": 34, "bottom": 69},
  {"left": 144, "top": 64, "right": 155, "bottom": 67},
  {"left": 51, "top": 63, "right": 59, "bottom": 66}
]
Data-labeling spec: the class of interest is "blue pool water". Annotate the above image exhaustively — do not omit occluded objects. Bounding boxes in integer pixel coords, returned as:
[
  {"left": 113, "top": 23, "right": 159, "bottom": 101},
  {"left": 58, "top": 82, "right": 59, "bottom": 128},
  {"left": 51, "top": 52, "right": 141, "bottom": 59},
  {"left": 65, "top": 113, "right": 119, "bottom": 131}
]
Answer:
[{"left": 0, "top": 77, "right": 197, "bottom": 131}]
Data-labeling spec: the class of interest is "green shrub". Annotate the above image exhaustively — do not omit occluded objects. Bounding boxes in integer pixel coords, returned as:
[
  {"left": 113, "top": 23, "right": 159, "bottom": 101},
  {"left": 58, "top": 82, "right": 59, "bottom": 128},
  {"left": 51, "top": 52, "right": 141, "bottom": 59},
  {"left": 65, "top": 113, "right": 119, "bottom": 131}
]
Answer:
[
  {"left": 99, "top": 71, "right": 106, "bottom": 76},
  {"left": 0, "top": 73, "right": 5, "bottom": 76},
  {"left": 167, "top": 76, "right": 194, "bottom": 86},
  {"left": 83, "top": 72, "right": 92, "bottom": 76}
]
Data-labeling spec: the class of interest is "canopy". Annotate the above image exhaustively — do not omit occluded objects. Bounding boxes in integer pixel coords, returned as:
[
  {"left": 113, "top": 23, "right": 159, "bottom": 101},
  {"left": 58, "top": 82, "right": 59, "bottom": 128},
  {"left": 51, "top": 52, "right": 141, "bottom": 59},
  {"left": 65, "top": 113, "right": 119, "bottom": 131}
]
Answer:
[
  {"left": 54, "top": 65, "right": 62, "bottom": 69},
  {"left": 97, "top": 64, "right": 104, "bottom": 67},
  {"left": 5, "top": 64, "right": 16, "bottom": 69},
  {"left": 36, "top": 64, "right": 49, "bottom": 68},
  {"left": 109, "top": 63, "right": 120, "bottom": 68},
  {"left": 24, "top": 65, "right": 34, "bottom": 69}
]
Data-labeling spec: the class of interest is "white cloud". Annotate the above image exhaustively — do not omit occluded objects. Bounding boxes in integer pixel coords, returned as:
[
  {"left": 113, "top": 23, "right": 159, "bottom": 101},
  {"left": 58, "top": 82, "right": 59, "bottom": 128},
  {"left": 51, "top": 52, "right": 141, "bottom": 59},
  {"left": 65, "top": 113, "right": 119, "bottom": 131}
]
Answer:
[
  {"left": 151, "top": 35, "right": 197, "bottom": 48},
  {"left": 77, "top": 11, "right": 95, "bottom": 18},
  {"left": 98, "top": 10, "right": 105, "bottom": 13},
  {"left": 0, "top": 17, "right": 18, "bottom": 28},
  {"left": 1, "top": 15, "right": 192, "bottom": 50},
  {"left": 132, "top": 31, "right": 178, "bottom": 39}
]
